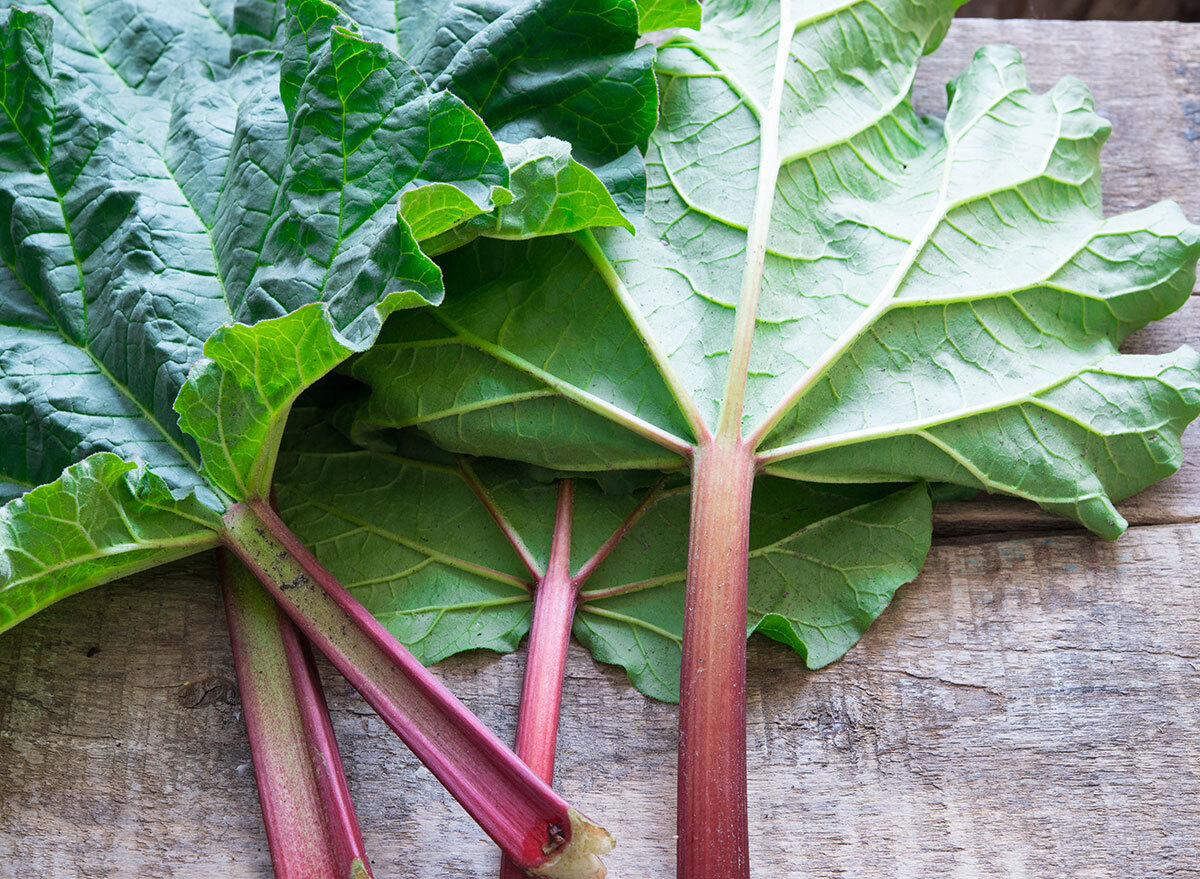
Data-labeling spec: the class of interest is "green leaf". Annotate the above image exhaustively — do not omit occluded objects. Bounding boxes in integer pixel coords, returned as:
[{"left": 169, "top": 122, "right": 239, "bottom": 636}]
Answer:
[
  {"left": 4, "top": 0, "right": 234, "bottom": 146},
  {"left": 0, "top": 0, "right": 510, "bottom": 627},
  {"left": 419, "top": 137, "right": 635, "bottom": 254},
  {"left": 275, "top": 405, "right": 931, "bottom": 699},
  {"left": 397, "top": 0, "right": 660, "bottom": 216},
  {"left": 635, "top": 0, "right": 700, "bottom": 31},
  {"left": 351, "top": 2, "right": 1200, "bottom": 543},
  {"left": 397, "top": 0, "right": 657, "bottom": 167},
  {"left": 235, "top": 0, "right": 663, "bottom": 206},
  {"left": 744, "top": 482, "right": 930, "bottom": 670},
  {"left": 0, "top": 454, "right": 220, "bottom": 630}
]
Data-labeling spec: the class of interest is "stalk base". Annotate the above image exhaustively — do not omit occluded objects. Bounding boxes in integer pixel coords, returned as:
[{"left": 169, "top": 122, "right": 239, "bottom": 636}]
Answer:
[{"left": 532, "top": 809, "right": 615, "bottom": 879}]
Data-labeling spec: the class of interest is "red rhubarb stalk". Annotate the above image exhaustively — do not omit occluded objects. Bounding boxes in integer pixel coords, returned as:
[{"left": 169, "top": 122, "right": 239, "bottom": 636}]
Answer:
[
  {"left": 670, "top": 23, "right": 783, "bottom": 868},
  {"left": 221, "top": 499, "right": 612, "bottom": 879},
  {"left": 513, "top": 479, "right": 577, "bottom": 784},
  {"left": 219, "top": 548, "right": 371, "bottom": 879},
  {"left": 677, "top": 439, "right": 757, "bottom": 879},
  {"left": 499, "top": 481, "right": 578, "bottom": 879},
  {"left": 475, "top": 474, "right": 672, "bottom": 879}
]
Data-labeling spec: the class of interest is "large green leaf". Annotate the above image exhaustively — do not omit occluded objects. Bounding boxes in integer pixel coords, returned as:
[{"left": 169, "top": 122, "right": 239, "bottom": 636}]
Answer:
[
  {"left": 351, "top": 0, "right": 1200, "bottom": 544},
  {"left": 0, "top": 455, "right": 222, "bottom": 631},
  {"left": 0, "top": 0, "right": 513, "bottom": 627},
  {"left": 274, "top": 407, "right": 931, "bottom": 701},
  {"left": 0, "top": 0, "right": 664, "bottom": 629}
]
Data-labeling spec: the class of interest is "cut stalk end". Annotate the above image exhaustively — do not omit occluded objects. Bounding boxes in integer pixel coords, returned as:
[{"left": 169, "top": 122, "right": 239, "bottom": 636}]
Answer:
[{"left": 532, "top": 809, "right": 615, "bottom": 879}]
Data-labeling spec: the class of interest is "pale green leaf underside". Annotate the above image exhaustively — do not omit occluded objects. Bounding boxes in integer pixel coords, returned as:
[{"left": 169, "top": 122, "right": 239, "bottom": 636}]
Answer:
[
  {"left": 275, "top": 411, "right": 931, "bottom": 700},
  {"left": 352, "top": 0, "right": 1200, "bottom": 540}
]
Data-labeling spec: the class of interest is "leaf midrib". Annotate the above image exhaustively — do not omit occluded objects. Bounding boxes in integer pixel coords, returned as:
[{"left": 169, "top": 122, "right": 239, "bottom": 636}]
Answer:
[
  {"left": 1, "top": 531, "right": 217, "bottom": 588},
  {"left": 714, "top": 0, "right": 793, "bottom": 439}
]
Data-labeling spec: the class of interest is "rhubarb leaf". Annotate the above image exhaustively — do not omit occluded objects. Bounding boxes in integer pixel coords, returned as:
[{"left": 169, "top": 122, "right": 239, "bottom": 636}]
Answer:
[
  {"left": 235, "top": 0, "right": 664, "bottom": 212},
  {"left": 351, "top": 1, "right": 1200, "bottom": 542},
  {"left": 635, "top": 0, "right": 701, "bottom": 32},
  {"left": 420, "top": 138, "right": 636, "bottom": 256},
  {"left": 3, "top": 0, "right": 233, "bottom": 145},
  {"left": 274, "top": 407, "right": 932, "bottom": 700},
  {"left": 0, "top": 455, "right": 221, "bottom": 631},
  {"left": 395, "top": 0, "right": 657, "bottom": 165},
  {"left": 0, "top": 0, "right": 507, "bottom": 626},
  {"left": 392, "top": 0, "right": 699, "bottom": 54}
]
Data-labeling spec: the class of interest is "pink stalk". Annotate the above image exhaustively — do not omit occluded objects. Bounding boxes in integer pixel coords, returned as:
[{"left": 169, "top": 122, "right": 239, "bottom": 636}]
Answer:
[
  {"left": 513, "top": 480, "right": 577, "bottom": 783},
  {"left": 220, "top": 500, "right": 612, "bottom": 878},
  {"left": 499, "top": 481, "right": 578, "bottom": 879},
  {"left": 677, "top": 438, "right": 756, "bottom": 879},
  {"left": 219, "top": 548, "right": 371, "bottom": 879},
  {"left": 488, "top": 477, "right": 671, "bottom": 879}
]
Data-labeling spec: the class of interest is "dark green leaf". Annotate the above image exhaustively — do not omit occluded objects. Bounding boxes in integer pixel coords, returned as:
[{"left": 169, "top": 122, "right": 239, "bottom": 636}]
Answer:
[{"left": 0, "top": 0, "right": 507, "bottom": 626}]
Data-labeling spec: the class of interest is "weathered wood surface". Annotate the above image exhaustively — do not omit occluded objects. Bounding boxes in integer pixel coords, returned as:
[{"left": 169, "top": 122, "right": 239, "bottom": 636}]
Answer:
[
  {"left": 960, "top": 0, "right": 1200, "bottom": 21},
  {"left": 3, "top": 19, "right": 1200, "bottom": 878}
]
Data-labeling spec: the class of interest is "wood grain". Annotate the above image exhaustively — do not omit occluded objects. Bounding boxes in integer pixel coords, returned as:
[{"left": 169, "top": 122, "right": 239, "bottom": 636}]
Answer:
[
  {"left": 959, "top": 0, "right": 1200, "bottom": 21},
  {"left": 3, "top": 19, "right": 1200, "bottom": 879}
]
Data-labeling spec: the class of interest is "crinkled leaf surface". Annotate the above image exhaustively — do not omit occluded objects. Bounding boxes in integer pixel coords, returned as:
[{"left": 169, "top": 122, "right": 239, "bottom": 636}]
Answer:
[
  {"left": 0, "top": 0, "right": 233, "bottom": 147},
  {"left": 391, "top": 0, "right": 700, "bottom": 55},
  {"left": 274, "top": 408, "right": 931, "bottom": 701},
  {"left": 351, "top": 0, "right": 1200, "bottom": 547},
  {"left": 232, "top": 0, "right": 653, "bottom": 237},
  {"left": 418, "top": 137, "right": 636, "bottom": 256},
  {"left": 0, "top": 0, "right": 525, "bottom": 628},
  {"left": 291, "top": 0, "right": 674, "bottom": 162}
]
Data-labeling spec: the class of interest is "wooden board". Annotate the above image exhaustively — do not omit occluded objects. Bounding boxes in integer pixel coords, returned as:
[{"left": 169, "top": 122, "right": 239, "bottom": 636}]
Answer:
[
  {"left": 959, "top": 0, "right": 1199, "bottom": 20},
  {"left": 4, "top": 18, "right": 1200, "bottom": 879}
]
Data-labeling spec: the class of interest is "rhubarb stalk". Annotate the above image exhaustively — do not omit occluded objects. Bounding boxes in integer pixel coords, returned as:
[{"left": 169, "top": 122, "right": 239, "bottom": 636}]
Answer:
[
  {"left": 499, "top": 481, "right": 578, "bottom": 879},
  {"left": 220, "top": 549, "right": 372, "bottom": 879},
  {"left": 463, "top": 471, "right": 674, "bottom": 879},
  {"left": 221, "top": 499, "right": 612, "bottom": 878},
  {"left": 678, "top": 440, "right": 756, "bottom": 879},
  {"left": 672, "top": 10, "right": 785, "bottom": 866}
]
